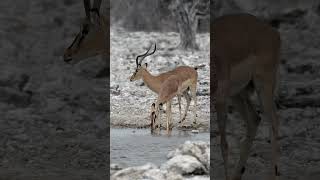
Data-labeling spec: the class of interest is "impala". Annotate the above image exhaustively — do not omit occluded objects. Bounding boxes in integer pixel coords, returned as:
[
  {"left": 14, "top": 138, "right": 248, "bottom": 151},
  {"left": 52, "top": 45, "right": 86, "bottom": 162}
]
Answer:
[
  {"left": 63, "top": 0, "right": 108, "bottom": 77},
  {"left": 130, "top": 44, "right": 198, "bottom": 130},
  {"left": 150, "top": 71, "right": 198, "bottom": 132},
  {"left": 212, "top": 13, "right": 281, "bottom": 180}
]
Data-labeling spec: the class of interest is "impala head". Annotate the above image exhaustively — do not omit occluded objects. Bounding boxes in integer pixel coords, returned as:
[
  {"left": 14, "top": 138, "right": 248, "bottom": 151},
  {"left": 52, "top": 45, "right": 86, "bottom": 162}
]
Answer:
[
  {"left": 64, "top": 0, "right": 107, "bottom": 64},
  {"left": 130, "top": 44, "right": 156, "bottom": 81}
]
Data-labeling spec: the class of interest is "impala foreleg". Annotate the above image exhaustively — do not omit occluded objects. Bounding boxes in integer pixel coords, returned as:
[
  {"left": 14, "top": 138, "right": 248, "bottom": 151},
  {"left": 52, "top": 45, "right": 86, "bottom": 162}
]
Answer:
[
  {"left": 150, "top": 103, "right": 157, "bottom": 133},
  {"left": 152, "top": 102, "right": 163, "bottom": 130}
]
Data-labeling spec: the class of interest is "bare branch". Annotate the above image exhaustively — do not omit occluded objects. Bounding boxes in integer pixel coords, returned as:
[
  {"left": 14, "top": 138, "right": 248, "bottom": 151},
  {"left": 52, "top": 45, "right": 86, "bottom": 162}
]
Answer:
[
  {"left": 190, "top": 0, "right": 200, "bottom": 16},
  {"left": 196, "top": 12, "right": 209, "bottom": 19}
]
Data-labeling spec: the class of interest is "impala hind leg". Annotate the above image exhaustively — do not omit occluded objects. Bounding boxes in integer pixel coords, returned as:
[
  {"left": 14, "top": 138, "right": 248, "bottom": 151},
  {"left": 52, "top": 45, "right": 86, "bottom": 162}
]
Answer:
[
  {"left": 254, "top": 70, "right": 280, "bottom": 180},
  {"left": 190, "top": 84, "right": 197, "bottom": 125},
  {"left": 231, "top": 90, "right": 261, "bottom": 180},
  {"left": 178, "top": 95, "right": 182, "bottom": 121},
  {"left": 215, "top": 80, "right": 230, "bottom": 180},
  {"left": 179, "top": 91, "right": 191, "bottom": 125}
]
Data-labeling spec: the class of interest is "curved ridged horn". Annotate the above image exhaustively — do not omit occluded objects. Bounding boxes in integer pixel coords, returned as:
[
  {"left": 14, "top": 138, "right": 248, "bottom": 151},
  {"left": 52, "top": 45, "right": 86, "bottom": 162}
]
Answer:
[
  {"left": 137, "top": 44, "right": 156, "bottom": 66},
  {"left": 135, "top": 44, "right": 152, "bottom": 67}
]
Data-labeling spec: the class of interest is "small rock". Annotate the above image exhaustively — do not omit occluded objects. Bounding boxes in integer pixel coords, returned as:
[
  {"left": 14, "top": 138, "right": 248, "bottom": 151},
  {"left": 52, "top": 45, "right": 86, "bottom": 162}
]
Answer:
[
  {"left": 13, "top": 134, "right": 28, "bottom": 142},
  {"left": 143, "top": 168, "right": 167, "bottom": 180},
  {"left": 161, "top": 155, "right": 206, "bottom": 175},
  {"left": 167, "top": 141, "right": 210, "bottom": 173},
  {"left": 191, "top": 130, "right": 199, "bottom": 134},
  {"left": 111, "top": 163, "right": 158, "bottom": 180},
  {"left": 110, "top": 163, "right": 123, "bottom": 171},
  {"left": 165, "top": 171, "right": 184, "bottom": 180}
]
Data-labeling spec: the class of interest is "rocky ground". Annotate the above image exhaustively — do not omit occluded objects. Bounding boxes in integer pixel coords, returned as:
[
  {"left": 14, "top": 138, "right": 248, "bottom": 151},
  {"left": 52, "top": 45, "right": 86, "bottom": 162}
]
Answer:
[
  {"left": 110, "top": 27, "right": 210, "bottom": 130},
  {"left": 111, "top": 141, "right": 210, "bottom": 180}
]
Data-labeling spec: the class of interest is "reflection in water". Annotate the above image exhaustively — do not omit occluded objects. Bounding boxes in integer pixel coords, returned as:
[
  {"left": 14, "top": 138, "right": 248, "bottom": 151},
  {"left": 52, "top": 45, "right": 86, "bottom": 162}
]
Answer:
[{"left": 111, "top": 128, "right": 209, "bottom": 167}]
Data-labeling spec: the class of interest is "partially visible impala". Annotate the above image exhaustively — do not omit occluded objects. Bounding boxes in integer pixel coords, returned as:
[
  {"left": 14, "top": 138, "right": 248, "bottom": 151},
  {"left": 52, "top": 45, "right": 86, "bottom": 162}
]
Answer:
[
  {"left": 212, "top": 13, "right": 281, "bottom": 180},
  {"left": 63, "top": 0, "right": 108, "bottom": 77},
  {"left": 130, "top": 44, "right": 198, "bottom": 131}
]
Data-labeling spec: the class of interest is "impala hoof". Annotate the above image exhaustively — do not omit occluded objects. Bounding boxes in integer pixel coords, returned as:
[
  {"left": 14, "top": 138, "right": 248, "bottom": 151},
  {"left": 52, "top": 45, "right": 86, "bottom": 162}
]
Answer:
[{"left": 169, "top": 123, "right": 174, "bottom": 130}]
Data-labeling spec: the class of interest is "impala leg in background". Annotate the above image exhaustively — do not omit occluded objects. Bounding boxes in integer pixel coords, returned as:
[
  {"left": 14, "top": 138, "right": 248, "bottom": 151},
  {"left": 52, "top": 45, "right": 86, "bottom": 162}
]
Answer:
[
  {"left": 231, "top": 90, "right": 261, "bottom": 180},
  {"left": 158, "top": 103, "right": 163, "bottom": 129},
  {"left": 166, "top": 100, "right": 173, "bottom": 132},
  {"left": 254, "top": 64, "right": 280, "bottom": 179},
  {"left": 178, "top": 95, "right": 182, "bottom": 121},
  {"left": 180, "top": 91, "right": 191, "bottom": 124},
  {"left": 183, "top": 91, "right": 193, "bottom": 124},
  {"left": 191, "top": 84, "right": 198, "bottom": 125}
]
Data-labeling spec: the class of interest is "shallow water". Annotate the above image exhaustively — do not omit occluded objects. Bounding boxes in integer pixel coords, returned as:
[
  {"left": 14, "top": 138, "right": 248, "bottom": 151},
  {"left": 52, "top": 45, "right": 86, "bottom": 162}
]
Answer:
[{"left": 110, "top": 128, "right": 209, "bottom": 167}]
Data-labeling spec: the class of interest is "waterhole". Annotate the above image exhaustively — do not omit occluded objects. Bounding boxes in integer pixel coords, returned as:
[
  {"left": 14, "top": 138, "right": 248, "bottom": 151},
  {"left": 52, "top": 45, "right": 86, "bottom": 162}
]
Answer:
[{"left": 111, "top": 128, "right": 209, "bottom": 167}]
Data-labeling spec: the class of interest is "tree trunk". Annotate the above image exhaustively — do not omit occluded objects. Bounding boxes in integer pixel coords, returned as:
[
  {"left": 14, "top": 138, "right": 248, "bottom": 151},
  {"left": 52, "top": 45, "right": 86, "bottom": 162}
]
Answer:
[{"left": 170, "top": 0, "right": 199, "bottom": 50}]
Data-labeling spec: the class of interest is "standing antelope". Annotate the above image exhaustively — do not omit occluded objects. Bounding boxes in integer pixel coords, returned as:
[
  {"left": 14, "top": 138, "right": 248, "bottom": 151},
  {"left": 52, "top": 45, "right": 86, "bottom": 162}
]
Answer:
[
  {"left": 151, "top": 72, "right": 198, "bottom": 133},
  {"left": 212, "top": 14, "right": 281, "bottom": 180},
  {"left": 130, "top": 44, "right": 198, "bottom": 129},
  {"left": 63, "top": 0, "right": 109, "bottom": 77}
]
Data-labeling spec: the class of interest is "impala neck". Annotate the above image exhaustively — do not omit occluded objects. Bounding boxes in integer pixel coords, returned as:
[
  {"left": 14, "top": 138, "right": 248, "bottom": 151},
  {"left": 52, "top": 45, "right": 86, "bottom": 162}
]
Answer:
[{"left": 141, "top": 69, "right": 161, "bottom": 93}]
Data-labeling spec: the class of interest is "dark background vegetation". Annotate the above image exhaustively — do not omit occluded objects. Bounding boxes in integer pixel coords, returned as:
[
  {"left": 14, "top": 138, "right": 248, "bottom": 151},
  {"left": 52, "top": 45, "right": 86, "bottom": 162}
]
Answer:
[
  {"left": 0, "top": 0, "right": 109, "bottom": 179},
  {"left": 110, "top": 0, "right": 210, "bottom": 32}
]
